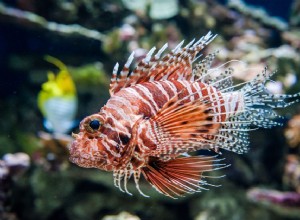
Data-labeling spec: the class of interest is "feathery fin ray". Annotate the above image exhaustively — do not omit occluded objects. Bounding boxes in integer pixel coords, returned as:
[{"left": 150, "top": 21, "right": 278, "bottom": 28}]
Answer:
[
  {"left": 144, "top": 93, "right": 221, "bottom": 156},
  {"left": 142, "top": 156, "right": 227, "bottom": 198}
]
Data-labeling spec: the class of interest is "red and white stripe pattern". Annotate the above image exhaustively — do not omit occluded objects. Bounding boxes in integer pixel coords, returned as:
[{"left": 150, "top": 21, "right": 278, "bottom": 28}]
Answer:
[
  {"left": 69, "top": 32, "right": 300, "bottom": 198},
  {"left": 98, "top": 79, "right": 245, "bottom": 161},
  {"left": 109, "top": 80, "right": 235, "bottom": 120}
]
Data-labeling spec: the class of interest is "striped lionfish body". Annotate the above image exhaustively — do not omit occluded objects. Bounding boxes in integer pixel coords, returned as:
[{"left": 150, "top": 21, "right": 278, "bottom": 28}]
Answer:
[{"left": 70, "top": 32, "right": 300, "bottom": 198}]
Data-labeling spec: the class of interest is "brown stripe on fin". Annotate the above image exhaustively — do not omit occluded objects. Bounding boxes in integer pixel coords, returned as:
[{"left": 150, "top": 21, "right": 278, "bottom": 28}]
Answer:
[
  {"left": 142, "top": 156, "right": 227, "bottom": 198},
  {"left": 148, "top": 95, "right": 220, "bottom": 155}
]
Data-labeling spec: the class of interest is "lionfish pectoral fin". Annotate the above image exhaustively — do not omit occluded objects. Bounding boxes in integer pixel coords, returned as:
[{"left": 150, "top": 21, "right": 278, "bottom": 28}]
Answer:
[
  {"left": 141, "top": 156, "right": 228, "bottom": 198},
  {"left": 150, "top": 96, "right": 220, "bottom": 155}
]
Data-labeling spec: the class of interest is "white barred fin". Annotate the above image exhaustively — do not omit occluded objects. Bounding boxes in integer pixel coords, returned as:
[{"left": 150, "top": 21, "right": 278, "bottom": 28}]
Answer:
[
  {"left": 109, "top": 32, "right": 217, "bottom": 95},
  {"left": 193, "top": 51, "right": 219, "bottom": 82},
  {"left": 238, "top": 68, "right": 300, "bottom": 129}
]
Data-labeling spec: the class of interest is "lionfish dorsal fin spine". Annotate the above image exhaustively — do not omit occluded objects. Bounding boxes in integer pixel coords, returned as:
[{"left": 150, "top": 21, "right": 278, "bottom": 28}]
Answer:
[{"left": 109, "top": 32, "right": 217, "bottom": 96}]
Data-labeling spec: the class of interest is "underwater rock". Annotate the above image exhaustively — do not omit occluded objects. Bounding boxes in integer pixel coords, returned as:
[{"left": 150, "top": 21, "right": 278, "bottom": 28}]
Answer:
[
  {"left": 121, "top": 0, "right": 147, "bottom": 12},
  {"left": 122, "top": 0, "right": 179, "bottom": 20},
  {"left": 0, "top": 160, "right": 9, "bottom": 180},
  {"left": 70, "top": 62, "right": 110, "bottom": 87},
  {"left": 191, "top": 181, "right": 273, "bottom": 220},
  {"left": 208, "top": 31, "right": 300, "bottom": 93},
  {"left": 0, "top": 153, "right": 30, "bottom": 220},
  {"left": 149, "top": 0, "right": 179, "bottom": 20},
  {"left": 30, "top": 165, "right": 75, "bottom": 219},
  {"left": 284, "top": 155, "right": 300, "bottom": 194},
  {"left": 271, "top": 45, "right": 300, "bottom": 60},
  {"left": 282, "top": 30, "right": 300, "bottom": 50},
  {"left": 102, "top": 28, "right": 124, "bottom": 55},
  {"left": 2, "top": 153, "right": 30, "bottom": 176},
  {"left": 282, "top": 73, "right": 297, "bottom": 89},
  {"left": 102, "top": 211, "right": 140, "bottom": 220},
  {"left": 247, "top": 188, "right": 300, "bottom": 218},
  {"left": 103, "top": 19, "right": 183, "bottom": 66},
  {"left": 285, "top": 114, "right": 300, "bottom": 149},
  {"left": 227, "top": 0, "right": 288, "bottom": 31},
  {"left": 37, "top": 131, "right": 72, "bottom": 170},
  {"left": 182, "top": 1, "right": 218, "bottom": 35},
  {"left": 265, "top": 81, "right": 284, "bottom": 95},
  {"left": 290, "top": 0, "right": 300, "bottom": 27},
  {"left": 247, "top": 188, "right": 300, "bottom": 206},
  {"left": 0, "top": 2, "right": 106, "bottom": 42},
  {"left": 119, "top": 24, "right": 136, "bottom": 41}
]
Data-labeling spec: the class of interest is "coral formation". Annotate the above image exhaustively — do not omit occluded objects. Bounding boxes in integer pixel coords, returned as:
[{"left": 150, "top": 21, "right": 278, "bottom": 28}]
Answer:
[
  {"left": 247, "top": 188, "right": 300, "bottom": 217},
  {"left": 227, "top": 0, "right": 288, "bottom": 31},
  {"left": 0, "top": 153, "right": 30, "bottom": 220},
  {"left": 102, "top": 211, "right": 140, "bottom": 220},
  {"left": 0, "top": 2, "right": 106, "bottom": 42},
  {"left": 285, "top": 114, "right": 300, "bottom": 149}
]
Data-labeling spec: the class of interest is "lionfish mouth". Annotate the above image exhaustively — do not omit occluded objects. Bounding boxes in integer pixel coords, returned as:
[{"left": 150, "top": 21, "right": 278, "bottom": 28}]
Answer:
[
  {"left": 69, "top": 148, "right": 95, "bottom": 169},
  {"left": 68, "top": 135, "right": 112, "bottom": 170},
  {"left": 68, "top": 134, "right": 91, "bottom": 167}
]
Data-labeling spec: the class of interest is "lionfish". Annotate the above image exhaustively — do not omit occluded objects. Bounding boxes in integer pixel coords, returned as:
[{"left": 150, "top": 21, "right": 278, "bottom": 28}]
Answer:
[{"left": 70, "top": 32, "right": 299, "bottom": 198}]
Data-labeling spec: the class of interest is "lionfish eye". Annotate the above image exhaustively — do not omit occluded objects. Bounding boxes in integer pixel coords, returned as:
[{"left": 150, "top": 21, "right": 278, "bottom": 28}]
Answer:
[{"left": 89, "top": 119, "right": 101, "bottom": 130}]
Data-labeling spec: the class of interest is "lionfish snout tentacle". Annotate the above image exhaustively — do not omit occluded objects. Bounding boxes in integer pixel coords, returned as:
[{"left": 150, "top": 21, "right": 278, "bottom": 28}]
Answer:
[
  {"left": 134, "top": 169, "right": 149, "bottom": 197},
  {"left": 113, "top": 170, "right": 118, "bottom": 188},
  {"left": 113, "top": 169, "right": 125, "bottom": 193},
  {"left": 113, "top": 165, "right": 149, "bottom": 196},
  {"left": 123, "top": 168, "right": 133, "bottom": 195}
]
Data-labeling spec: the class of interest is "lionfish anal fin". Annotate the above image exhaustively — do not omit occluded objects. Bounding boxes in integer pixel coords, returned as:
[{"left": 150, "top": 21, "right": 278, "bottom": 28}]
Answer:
[
  {"left": 148, "top": 95, "right": 220, "bottom": 156},
  {"left": 142, "top": 156, "right": 225, "bottom": 198},
  {"left": 109, "top": 32, "right": 217, "bottom": 96}
]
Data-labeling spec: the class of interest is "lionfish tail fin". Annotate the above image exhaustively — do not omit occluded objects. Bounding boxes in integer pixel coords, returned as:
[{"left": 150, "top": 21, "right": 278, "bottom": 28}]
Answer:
[
  {"left": 141, "top": 156, "right": 228, "bottom": 199},
  {"left": 239, "top": 68, "right": 300, "bottom": 128},
  {"left": 213, "top": 68, "right": 300, "bottom": 154}
]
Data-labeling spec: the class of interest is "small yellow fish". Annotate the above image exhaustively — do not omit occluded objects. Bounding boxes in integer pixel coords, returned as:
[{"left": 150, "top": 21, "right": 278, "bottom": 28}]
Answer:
[{"left": 38, "top": 56, "right": 77, "bottom": 134}]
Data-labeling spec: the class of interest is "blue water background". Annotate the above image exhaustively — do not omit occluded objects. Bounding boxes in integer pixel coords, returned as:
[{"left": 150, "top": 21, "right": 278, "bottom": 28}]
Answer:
[{"left": 218, "top": 0, "right": 294, "bottom": 20}]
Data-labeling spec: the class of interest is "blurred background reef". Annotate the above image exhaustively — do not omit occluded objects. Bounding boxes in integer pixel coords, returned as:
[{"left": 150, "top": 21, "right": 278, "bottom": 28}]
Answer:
[{"left": 0, "top": 0, "right": 300, "bottom": 219}]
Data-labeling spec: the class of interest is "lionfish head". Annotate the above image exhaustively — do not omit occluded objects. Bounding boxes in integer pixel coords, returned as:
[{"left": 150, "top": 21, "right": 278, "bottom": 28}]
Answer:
[{"left": 69, "top": 113, "right": 114, "bottom": 171}]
